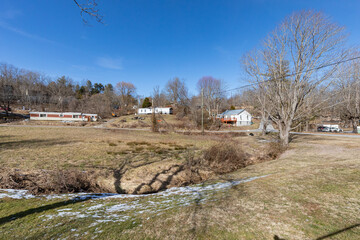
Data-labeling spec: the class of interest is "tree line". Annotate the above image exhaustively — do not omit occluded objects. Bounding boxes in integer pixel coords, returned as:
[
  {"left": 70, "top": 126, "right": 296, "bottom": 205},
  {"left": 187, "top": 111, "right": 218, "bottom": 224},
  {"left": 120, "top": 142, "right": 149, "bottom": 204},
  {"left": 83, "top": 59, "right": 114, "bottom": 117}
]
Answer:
[
  {"left": 0, "top": 63, "right": 138, "bottom": 117},
  {"left": 0, "top": 63, "right": 235, "bottom": 126}
]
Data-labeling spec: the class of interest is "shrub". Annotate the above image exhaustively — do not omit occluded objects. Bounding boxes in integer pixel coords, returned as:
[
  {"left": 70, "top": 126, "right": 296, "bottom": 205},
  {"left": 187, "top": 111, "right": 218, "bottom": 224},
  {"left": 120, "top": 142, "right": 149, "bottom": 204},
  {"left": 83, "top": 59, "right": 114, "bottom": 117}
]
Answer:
[
  {"left": 0, "top": 169, "right": 103, "bottom": 194},
  {"left": 265, "top": 141, "right": 286, "bottom": 159},
  {"left": 202, "top": 142, "right": 248, "bottom": 174}
]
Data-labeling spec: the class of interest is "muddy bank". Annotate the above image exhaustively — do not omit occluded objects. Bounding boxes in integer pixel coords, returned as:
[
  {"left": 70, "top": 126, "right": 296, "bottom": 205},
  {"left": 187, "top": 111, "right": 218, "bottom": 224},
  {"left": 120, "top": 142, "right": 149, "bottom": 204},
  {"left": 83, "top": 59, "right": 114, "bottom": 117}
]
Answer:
[
  {"left": 0, "top": 141, "right": 282, "bottom": 195},
  {"left": 0, "top": 165, "right": 212, "bottom": 195}
]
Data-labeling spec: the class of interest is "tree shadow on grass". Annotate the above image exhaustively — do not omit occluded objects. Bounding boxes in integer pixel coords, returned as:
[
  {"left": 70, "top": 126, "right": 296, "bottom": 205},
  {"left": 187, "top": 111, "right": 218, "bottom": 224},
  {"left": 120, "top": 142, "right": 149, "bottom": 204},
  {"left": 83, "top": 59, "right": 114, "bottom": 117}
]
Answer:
[
  {"left": 112, "top": 154, "right": 186, "bottom": 194},
  {"left": 0, "top": 194, "right": 110, "bottom": 226},
  {"left": 315, "top": 223, "right": 360, "bottom": 239},
  {"left": 273, "top": 223, "right": 360, "bottom": 240},
  {"left": 184, "top": 177, "right": 248, "bottom": 239},
  {"left": 0, "top": 139, "right": 74, "bottom": 150}
]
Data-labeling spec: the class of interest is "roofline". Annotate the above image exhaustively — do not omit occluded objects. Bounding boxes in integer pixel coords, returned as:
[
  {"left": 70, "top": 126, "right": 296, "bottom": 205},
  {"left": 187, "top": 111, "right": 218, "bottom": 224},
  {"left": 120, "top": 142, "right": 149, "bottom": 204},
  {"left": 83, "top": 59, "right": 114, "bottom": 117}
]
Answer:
[{"left": 30, "top": 112, "right": 98, "bottom": 116}]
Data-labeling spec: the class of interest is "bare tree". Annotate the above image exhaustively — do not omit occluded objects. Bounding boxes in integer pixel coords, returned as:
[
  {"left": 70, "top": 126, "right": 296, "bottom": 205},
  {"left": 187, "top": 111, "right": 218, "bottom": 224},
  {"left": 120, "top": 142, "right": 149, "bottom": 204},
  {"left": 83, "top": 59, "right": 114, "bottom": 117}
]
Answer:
[
  {"left": 335, "top": 50, "right": 360, "bottom": 133},
  {"left": 47, "top": 76, "right": 75, "bottom": 111},
  {"left": 115, "top": 81, "right": 136, "bottom": 114},
  {"left": 165, "top": 78, "right": 190, "bottom": 118},
  {"left": 73, "top": 0, "right": 104, "bottom": 24},
  {"left": 0, "top": 64, "right": 19, "bottom": 116},
  {"left": 243, "top": 10, "right": 347, "bottom": 146},
  {"left": 197, "top": 76, "right": 225, "bottom": 118},
  {"left": 152, "top": 85, "right": 167, "bottom": 107},
  {"left": 165, "top": 78, "right": 188, "bottom": 105}
]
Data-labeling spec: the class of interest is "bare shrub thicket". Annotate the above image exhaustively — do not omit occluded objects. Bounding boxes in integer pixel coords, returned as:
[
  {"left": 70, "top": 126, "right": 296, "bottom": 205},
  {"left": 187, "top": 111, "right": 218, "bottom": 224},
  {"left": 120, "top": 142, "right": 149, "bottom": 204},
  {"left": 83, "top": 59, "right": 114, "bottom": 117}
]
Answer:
[
  {"left": 201, "top": 142, "right": 248, "bottom": 174},
  {"left": 0, "top": 169, "right": 103, "bottom": 194},
  {"left": 263, "top": 141, "right": 286, "bottom": 160},
  {"left": 200, "top": 139, "right": 285, "bottom": 175}
]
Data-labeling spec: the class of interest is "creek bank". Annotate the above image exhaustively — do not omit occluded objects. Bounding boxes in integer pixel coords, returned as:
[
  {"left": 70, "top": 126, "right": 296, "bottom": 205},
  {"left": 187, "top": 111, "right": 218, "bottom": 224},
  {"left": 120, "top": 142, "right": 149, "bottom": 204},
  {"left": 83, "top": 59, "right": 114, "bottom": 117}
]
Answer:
[{"left": 0, "top": 141, "right": 282, "bottom": 195}]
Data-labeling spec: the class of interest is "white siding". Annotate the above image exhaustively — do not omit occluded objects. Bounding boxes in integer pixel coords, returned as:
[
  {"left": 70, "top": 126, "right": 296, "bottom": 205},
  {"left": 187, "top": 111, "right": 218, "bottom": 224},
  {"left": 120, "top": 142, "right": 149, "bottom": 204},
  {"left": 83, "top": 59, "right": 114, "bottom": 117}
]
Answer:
[
  {"left": 138, "top": 107, "right": 172, "bottom": 115},
  {"left": 30, "top": 112, "right": 98, "bottom": 122},
  {"left": 235, "top": 111, "right": 252, "bottom": 126}
]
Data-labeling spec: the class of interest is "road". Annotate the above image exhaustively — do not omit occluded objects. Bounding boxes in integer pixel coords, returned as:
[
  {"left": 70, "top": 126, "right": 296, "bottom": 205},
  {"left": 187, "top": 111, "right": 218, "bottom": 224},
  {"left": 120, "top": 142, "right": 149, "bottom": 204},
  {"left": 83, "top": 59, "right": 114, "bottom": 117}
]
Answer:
[{"left": 1, "top": 123, "right": 360, "bottom": 138}]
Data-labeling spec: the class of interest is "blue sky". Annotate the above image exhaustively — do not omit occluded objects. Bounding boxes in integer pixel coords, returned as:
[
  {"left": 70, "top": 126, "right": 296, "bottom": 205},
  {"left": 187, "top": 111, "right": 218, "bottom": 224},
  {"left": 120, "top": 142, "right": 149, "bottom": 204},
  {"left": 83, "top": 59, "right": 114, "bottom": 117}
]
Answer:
[{"left": 0, "top": 0, "right": 359, "bottom": 97}]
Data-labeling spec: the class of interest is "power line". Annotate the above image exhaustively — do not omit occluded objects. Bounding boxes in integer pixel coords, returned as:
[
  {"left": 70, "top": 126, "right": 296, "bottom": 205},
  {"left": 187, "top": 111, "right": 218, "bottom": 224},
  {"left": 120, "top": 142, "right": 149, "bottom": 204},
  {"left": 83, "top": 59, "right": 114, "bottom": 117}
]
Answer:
[{"left": 214, "top": 55, "right": 360, "bottom": 97}]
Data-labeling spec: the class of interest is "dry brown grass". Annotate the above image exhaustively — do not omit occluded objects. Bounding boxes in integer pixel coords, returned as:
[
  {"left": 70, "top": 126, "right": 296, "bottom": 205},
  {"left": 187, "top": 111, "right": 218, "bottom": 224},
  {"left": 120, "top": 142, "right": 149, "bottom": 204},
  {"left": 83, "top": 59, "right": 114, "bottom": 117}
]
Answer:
[
  {"left": 0, "top": 127, "right": 216, "bottom": 170},
  {"left": 0, "top": 126, "right": 269, "bottom": 194},
  {"left": 135, "top": 134, "right": 360, "bottom": 239}
]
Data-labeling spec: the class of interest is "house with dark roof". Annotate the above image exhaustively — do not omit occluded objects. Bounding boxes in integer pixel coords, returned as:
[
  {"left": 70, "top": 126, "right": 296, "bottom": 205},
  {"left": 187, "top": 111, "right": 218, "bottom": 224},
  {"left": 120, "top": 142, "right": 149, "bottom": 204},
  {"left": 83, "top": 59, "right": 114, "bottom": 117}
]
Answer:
[{"left": 217, "top": 109, "right": 252, "bottom": 126}]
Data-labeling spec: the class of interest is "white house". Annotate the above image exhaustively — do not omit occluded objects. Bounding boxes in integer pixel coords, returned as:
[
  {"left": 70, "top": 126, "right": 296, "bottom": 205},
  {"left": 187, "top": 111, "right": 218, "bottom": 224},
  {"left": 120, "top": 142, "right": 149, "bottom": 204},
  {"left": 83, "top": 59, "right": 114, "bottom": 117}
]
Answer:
[
  {"left": 30, "top": 112, "right": 98, "bottom": 122},
  {"left": 218, "top": 109, "right": 252, "bottom": 126},
  {"left": 137, "top": 107, "right": 173, "bottom": 115}
]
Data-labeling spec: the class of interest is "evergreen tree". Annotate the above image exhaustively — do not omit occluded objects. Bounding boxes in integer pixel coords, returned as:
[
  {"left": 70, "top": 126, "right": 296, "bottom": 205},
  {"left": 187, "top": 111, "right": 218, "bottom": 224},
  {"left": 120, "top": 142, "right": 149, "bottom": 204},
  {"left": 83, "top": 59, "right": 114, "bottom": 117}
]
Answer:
[{"left": 142, "top": 97, "right": 152, "bottom": 108}]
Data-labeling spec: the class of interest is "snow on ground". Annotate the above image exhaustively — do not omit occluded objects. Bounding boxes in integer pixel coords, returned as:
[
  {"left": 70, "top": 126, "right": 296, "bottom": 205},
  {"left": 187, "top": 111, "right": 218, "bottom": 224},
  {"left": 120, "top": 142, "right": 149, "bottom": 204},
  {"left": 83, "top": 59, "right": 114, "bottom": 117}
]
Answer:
[
  {"left": 0, "top": 189, "right": 35, "bottom": 199},
  {"left": 0, "top": 175, "right": 269, "bottom": 226}
]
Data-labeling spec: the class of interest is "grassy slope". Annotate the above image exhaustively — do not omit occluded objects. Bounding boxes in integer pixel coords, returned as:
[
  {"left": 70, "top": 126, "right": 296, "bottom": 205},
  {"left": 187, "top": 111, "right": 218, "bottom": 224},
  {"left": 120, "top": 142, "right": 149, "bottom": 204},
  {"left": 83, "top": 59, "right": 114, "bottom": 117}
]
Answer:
[
  {"left": 0, "top": 127, "right": 219, "bottom": 170},
  {"left": 0, "top": 128, "right": 359, "bottom": 239}
]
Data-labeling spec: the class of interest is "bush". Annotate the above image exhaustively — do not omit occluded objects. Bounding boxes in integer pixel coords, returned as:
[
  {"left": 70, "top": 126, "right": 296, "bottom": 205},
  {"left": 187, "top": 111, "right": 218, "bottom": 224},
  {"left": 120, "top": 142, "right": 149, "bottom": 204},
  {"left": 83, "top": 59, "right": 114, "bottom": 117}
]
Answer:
[
  {"left": 202, "top": 142, "right": 248, "bottom": 174},
  {"left": 0, "top": 169, "right": 103, "bottom": 194},
  {"left": 265, "top": 141, "right": 286, "bottom": 159}
]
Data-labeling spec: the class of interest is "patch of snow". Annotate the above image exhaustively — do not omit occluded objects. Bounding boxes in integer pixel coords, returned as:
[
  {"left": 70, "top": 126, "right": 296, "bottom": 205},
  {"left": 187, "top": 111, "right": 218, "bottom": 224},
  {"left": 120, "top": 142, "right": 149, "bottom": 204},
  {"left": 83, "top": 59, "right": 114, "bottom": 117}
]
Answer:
[
  {"left": 106, "top": 203, "right": 140, "bottom": 212},
  {"left": 0, "top": 189, "right": 35, "bottom": 199},
  {"left": 87, "top": 204, "right": 104, "bottom": 211},
  {"left": 5, "top": 175, "right": 269, "bottom": 226}
]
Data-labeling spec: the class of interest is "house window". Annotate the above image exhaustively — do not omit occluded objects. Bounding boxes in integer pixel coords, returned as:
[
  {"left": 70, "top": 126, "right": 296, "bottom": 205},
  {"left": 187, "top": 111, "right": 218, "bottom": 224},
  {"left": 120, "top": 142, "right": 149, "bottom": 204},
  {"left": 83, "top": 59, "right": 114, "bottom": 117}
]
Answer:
[{"left": 40, "top": 114, "right": 46, "bottom": 117}]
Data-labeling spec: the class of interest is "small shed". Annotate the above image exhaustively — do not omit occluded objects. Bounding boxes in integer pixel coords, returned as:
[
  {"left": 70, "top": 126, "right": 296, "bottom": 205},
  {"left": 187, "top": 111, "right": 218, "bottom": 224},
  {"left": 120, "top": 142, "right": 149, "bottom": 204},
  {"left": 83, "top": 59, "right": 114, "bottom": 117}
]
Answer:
[
  {"left": 218, "top": 109, "right": 252, "bottom": 126},
  {"left": 30, "top": 112, "right": 98, "bottom": 122}
]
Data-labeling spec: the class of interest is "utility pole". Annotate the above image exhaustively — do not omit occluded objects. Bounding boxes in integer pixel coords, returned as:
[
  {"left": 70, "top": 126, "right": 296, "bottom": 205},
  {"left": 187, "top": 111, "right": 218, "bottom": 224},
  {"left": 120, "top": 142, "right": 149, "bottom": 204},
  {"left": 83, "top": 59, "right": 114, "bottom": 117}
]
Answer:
[{"left": 201, "top": 88, "right": 204, "bottom": 134}]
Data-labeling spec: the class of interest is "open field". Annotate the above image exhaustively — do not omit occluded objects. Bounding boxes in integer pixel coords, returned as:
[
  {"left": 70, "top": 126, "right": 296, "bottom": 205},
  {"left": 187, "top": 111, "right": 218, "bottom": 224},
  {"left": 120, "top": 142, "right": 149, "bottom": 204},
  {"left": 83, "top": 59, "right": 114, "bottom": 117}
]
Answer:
[
  {"left": 0, "top": 126, "right": 266, "bottom": 194},
  {"left": 0, "top": 126, "right": 265, "bottom": 170},
  {"left": 0, "top": 126, "right": 359, "bottom": 239}
]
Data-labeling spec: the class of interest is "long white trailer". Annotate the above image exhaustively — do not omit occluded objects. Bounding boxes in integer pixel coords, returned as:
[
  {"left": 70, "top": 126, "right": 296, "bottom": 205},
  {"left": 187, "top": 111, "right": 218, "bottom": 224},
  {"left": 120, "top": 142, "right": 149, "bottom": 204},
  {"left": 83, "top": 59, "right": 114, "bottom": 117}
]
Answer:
[
  {"left": 30, "top": 112, "right": 98, "bottom": 122},
  {"left": 137, "top": 107, "right": 173, "bottom": 115}
]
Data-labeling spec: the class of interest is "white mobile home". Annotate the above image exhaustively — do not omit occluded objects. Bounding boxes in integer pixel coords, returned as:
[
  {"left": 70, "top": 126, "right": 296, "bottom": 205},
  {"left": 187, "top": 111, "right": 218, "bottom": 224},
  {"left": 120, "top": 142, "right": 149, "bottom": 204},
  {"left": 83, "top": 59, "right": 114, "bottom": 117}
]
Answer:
[
  {"left": 137, "top": 107, "right": 173, "bottom": 115},
  {"left": 218, "top": 109, "right": 252, "bottom": 126},
  {"left": 30, "top": 112, "right": 98, "bottom": 122}
]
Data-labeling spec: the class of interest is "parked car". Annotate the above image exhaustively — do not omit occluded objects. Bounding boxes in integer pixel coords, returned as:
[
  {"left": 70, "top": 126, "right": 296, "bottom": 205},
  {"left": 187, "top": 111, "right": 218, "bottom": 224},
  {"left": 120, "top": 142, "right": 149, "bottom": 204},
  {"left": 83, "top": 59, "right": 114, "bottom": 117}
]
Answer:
[
  {"left": 0, "top": 107, "right": 11, "bottom": 111},
  {"left": 318, "top": 125, "right": 342, "bottom": 132},
  {"left": 330, "top": 126, "right": 343, "bottom": 132},
  {"left": 317, "top": 126, "right": 330, "bottom": 132}
]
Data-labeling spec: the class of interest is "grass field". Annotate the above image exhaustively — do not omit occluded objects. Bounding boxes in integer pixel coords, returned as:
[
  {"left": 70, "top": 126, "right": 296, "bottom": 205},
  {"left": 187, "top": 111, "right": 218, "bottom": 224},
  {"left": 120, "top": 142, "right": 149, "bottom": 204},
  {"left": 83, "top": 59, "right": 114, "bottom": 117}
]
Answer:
[
  {"left": 0, "top": 126, "right": 359, "bottom": 239},
  {"left": 0, "top": 126, "right": 263, "bottom": 194}
]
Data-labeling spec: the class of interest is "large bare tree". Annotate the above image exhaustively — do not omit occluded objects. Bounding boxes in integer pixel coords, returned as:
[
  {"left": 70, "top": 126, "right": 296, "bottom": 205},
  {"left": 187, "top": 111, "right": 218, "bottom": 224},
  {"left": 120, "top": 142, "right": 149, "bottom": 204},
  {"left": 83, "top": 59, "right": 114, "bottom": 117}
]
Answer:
[
  {"left": 243, "top": 10, "right": 347, "bottom": 146},
  {"left": 335, "top": 50, "right": 360, "bottom": 133}
]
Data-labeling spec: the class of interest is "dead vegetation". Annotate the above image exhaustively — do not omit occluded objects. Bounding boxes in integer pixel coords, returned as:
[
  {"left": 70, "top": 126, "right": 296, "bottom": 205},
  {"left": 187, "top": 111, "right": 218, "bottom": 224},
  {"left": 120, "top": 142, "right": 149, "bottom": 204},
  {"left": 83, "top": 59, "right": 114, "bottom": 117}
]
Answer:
[
  {"left": 0, "top": 126, "right": 283, "bottom": 195},
  {"left": 201, "top": 142, "right": 248, "bottom": 174},
  {"left": 0, "top": 168, "right": 105, "bottom": 194}
]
